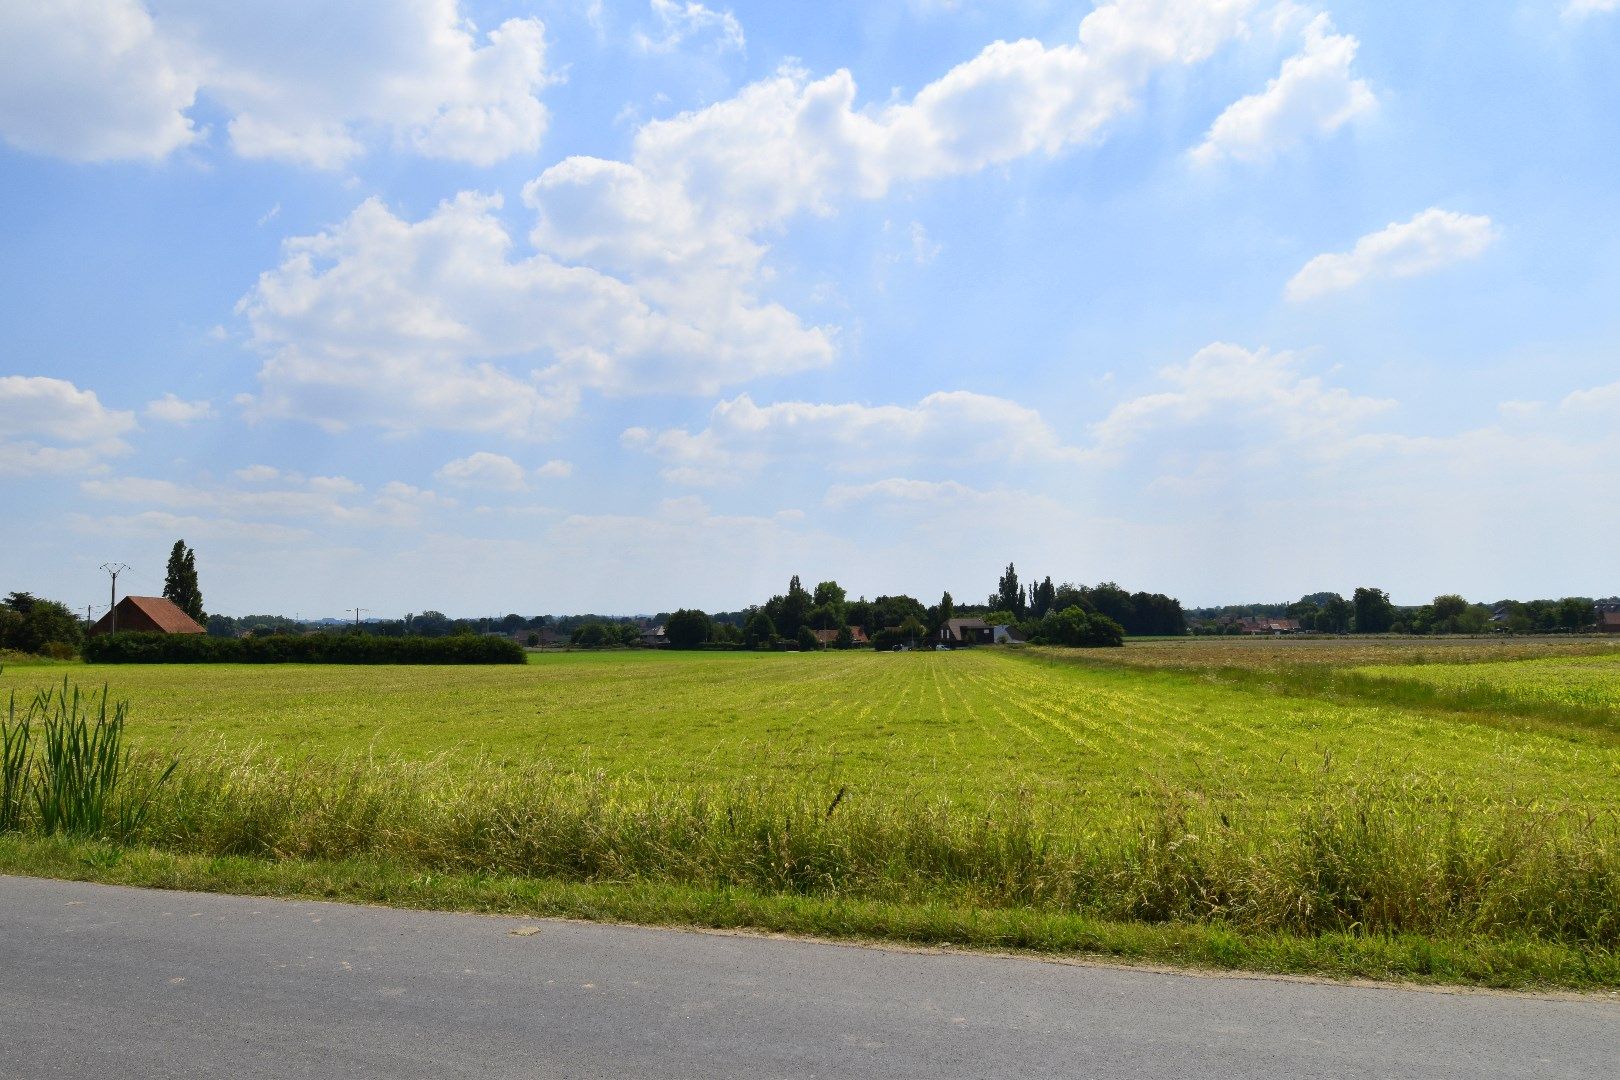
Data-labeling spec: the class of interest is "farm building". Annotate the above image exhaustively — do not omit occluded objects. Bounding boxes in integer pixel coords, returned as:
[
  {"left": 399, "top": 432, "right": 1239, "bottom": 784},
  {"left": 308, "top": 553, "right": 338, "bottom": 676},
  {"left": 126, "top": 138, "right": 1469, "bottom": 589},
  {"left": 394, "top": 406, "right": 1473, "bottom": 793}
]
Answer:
[
  {"left": 88, "top": 595, "right": 205, "bottom": 637},
  {"left": 940, "top": 618, "right": 994, "bottom": 645},
  {"left": 1601, "top": 611, "right": 1620, "bottom": 635},
  {"left": 992, "top": 624, "right": 1027, "bottom": 644},
  {"left": 812, "top": 627, "right": 870, "bottom": 647},
  {"left": 1237, "top": 617, "right": 1302, "bottom": 635}
]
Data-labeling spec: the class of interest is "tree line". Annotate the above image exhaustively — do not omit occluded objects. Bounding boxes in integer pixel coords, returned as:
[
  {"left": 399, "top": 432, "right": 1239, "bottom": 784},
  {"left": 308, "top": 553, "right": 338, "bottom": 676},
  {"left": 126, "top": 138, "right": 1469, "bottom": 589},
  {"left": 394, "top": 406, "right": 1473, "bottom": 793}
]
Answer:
[
  {"left": 650, "top": 564, "right": 1186, "bottom": 651},
  {"left": 1189, "top": 589, "right": 1613, "bottom": 635}
]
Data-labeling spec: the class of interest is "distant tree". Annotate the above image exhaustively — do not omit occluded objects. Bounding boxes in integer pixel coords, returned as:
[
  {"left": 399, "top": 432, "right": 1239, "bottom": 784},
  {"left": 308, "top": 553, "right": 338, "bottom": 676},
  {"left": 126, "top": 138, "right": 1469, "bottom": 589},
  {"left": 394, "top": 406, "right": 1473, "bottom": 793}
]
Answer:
[
  {"left": 744, "top": 610, "right": 777, "bottom": 649},
  {"left": 873, "top": 616, "right": 928, "bottom": 650},
  {"left": 571, "top": 622, "right": 609, "bottom": 647},
  {"left": 807, "top": 603, "right": 844, "bottom": 630},
  {"left": 936, "top": 591, "right": 955, "bottom": 635},
  {"left": 834, "top": 625, "right": 854, "bottom": 649},
  {"left": 1558, "top": 597, "right": 1595, "bottom": 631},
  {"left": 1031, "top": 577, "right": 1056, "bottom": 618},
  {"left": 1352, "top": 587, "right": 1395, "bottom": 634},
  {"left": 1079, "top": 583, "right": 1134, "bottom": 631},
  {"left": 796, "top": 625, "right": 822, "bottom": 652},
  {"left": 1460, "top": 604, "right": 1493, "bottom": 633},
  {"left": 994, "top": 563, "right": 1025, "bottom": 616},
  {"left": 1051, "top": 583, "right": 1091, "bottom": 614},
  {"left": 526, "top": 632, "right": 540, "bottom": 647},
  {"left": 869, "top": 595, "right": 927, "bottom": 631},
  {"left": 813, "top": 581, "right": 846, "bottom": 608},
  {"left": 1317, "top": 593, "right": 1351, "bottom": 634},
  {"left": 1431, "top": 594, "right": 1469, "bottom": 634},
  {"left": 845, "top": 599, "right": 874, "bottom": 635},
  {"left": 765, "top": 575, "right": 814, "bottom": 638},
  {"left": 1287, "top": 600, "right": 1321, "bottom": 632},
  {"left": 1029, "top": 606, "right": 1123, "bottom": 648},
  {"left": 0, "top": 592, "right": 82, "bottom": 654},
  {"left": 665, "top": 608, "right": 713, "bottom": 649},
  {"left": 412, "top": 611, "right": 453, "bottom": 637},
  {"left": 163, "top": 540, "right": 206, "bottom": 624}
]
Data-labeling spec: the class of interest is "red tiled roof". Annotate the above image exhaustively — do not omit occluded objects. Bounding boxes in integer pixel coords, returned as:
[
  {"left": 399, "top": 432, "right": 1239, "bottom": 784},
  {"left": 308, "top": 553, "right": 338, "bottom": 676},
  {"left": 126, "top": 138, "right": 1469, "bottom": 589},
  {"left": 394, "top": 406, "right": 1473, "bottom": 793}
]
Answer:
[{"left": 118, "top": 595, "right": 206, "bottom": 634}]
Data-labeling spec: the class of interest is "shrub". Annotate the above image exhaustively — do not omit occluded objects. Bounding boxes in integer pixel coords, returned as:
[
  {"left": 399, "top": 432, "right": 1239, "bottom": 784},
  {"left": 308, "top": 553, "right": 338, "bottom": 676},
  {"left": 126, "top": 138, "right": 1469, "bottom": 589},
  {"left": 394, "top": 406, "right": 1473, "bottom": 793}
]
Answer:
[
  {"left": 1028, "top": 607, "right": 1124, "bottom": 648},
  {"left": 665, "top": 609, "right": 713, "bottom": 650},
  {"left": 81, "top": 632, "right": 525, "bottom": 665}
]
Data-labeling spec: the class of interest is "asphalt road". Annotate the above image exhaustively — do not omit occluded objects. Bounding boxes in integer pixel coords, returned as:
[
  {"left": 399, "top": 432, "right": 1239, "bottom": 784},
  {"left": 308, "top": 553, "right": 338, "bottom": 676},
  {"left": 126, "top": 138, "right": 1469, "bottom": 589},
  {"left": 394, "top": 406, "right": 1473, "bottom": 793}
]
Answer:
[{"left": 2, "top": 876, "right": 1616, "bottom": 1079}]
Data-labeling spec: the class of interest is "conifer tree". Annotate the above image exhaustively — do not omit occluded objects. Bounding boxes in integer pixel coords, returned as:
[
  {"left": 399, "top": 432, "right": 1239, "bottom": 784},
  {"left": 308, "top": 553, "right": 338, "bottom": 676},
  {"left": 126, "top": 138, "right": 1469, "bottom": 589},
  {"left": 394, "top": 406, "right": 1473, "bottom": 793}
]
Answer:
[{"left": 163, "top": 539, "right": 206, "bottom": 624}]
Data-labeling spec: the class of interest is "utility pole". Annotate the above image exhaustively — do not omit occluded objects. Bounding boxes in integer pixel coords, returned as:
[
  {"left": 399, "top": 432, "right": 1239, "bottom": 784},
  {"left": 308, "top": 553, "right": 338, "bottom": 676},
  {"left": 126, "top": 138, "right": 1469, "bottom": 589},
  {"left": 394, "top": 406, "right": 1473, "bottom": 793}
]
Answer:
[
  {"left": 99, "top": 564, "right": 130, "bottom": 632},
  {"left": 349, "top": 607, "right": 368, "bottom": 631}
]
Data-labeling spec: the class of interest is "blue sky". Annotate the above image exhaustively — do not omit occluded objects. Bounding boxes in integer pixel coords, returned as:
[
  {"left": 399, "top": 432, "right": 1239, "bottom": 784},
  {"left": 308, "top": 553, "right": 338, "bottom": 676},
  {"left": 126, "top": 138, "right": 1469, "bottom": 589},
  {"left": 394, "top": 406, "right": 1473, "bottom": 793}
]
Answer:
[{"left": 2, "top": 0, "right": 1617, "bottom": 620}]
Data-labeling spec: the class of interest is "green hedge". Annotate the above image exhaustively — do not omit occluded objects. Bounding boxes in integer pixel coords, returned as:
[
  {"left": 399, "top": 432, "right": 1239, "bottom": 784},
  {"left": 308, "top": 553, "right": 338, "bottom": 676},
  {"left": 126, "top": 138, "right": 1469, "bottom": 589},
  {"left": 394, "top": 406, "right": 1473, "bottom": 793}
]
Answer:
[{"left": 81, "top": 632, "right": 525, "bottom": 665}]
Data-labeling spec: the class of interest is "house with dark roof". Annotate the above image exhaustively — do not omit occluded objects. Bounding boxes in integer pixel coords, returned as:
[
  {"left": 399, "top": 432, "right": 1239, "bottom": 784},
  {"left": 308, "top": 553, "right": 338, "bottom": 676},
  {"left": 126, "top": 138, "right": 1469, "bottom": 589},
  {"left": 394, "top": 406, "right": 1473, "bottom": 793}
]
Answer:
[
  {"left": 88, "top": 596, "right": 205, "bottom": 636},
  {"left": 940, "top": 618, "right": 993, "bottom": 645}
]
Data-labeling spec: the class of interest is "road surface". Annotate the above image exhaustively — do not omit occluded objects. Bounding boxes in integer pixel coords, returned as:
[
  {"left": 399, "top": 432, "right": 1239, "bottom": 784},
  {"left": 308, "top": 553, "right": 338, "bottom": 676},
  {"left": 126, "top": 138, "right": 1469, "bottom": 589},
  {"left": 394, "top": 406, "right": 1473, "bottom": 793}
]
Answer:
[{"left": 2, "top": 875, "right": 1616, "bottom": 1078}]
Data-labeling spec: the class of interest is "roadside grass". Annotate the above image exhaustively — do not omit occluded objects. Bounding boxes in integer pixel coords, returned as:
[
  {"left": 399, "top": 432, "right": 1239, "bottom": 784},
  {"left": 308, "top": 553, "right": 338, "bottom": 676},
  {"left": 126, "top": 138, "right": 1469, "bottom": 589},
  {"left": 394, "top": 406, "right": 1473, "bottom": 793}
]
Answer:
[
  {"left": 3, "top": 831, "right": 1617, "bottom": 992},
  {"left": 3, "top": 740, "right": 1620, "bottom": 988}
]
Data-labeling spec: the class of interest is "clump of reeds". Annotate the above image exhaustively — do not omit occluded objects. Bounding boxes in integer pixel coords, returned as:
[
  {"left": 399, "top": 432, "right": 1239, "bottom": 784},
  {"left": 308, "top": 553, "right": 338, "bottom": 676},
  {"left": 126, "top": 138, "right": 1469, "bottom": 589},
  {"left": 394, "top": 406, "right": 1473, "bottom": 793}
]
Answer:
[{"left": 0, "top": 679, "right": 175, "bottom": 839}]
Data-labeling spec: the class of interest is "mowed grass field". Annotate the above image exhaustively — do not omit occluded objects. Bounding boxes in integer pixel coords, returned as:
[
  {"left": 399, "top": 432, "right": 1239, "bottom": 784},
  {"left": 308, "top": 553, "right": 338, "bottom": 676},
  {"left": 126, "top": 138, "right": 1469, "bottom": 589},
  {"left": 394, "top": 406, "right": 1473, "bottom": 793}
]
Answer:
[
  {"left": 1355, "top": 652, "right": 1620, "bottom": 717},
  {"left": 5, "top": 647, "right": 1619, "bottom": 810}
]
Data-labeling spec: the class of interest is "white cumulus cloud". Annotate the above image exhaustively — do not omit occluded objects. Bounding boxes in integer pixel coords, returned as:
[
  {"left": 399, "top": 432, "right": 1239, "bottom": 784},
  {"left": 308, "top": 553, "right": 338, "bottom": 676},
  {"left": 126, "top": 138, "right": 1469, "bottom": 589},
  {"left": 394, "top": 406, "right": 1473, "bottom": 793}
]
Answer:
[
  {"left": 436, "top": 452, "right": 530, "bottom": 492},
  {"left": 1286, "top": 208, "right": 1497, "bottom": 301},
  {"left": 1191, "top": 14, "right": 1374, "bottom": 165},
  {"left": 144, "top": 393, "right": 214, "bottom": 424},
  {"left": 634, "top": 0, "right": 745, "bottom": 54},
  {"left": 0, "top": 375, "right": 137, "bottom": 476},
  {"left": 0, "top": 1, "right": 551, "bottom": 168},
  {"left": 240, "top": 0, "right": 1303, "bottom": 438},
  {"left": 1564, "top": 1, "right": 1620, "bottom": 19},
  {"left": 0, "top": 0, "right": 198, "bottom": 162},
  {"left": 1089, "top": 343, "right": 1393, "bottom": 451},
  {"left": 625, "top": 391, "right": 1090, "bottom": 484}
]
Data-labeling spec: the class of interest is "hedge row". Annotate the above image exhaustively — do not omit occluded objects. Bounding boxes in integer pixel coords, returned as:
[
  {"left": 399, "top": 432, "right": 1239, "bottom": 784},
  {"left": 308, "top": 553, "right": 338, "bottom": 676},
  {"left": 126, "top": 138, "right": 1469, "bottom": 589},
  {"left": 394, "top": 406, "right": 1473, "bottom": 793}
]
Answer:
[{"left": 81, "top": 632, "right": 526, "bottom": 665}]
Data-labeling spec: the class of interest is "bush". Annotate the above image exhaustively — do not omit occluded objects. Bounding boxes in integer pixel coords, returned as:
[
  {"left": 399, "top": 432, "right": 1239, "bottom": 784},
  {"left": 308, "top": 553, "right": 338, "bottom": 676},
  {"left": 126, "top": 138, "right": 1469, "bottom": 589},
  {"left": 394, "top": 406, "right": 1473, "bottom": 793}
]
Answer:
[
  {"left": 1029, "top": 607, "right": 1124, "bottom": 648},
  {"left": 81, "top": 632, "right": 525, "bottom": 665},
  {"left": 796, "top": 625, "right": 821, "bottom": 652},
  {"left": 0, "top": 593, "right": 83, "bottom": 656},
  {"left": 665, "top": 609, "right": 712, "bottom": 650}
]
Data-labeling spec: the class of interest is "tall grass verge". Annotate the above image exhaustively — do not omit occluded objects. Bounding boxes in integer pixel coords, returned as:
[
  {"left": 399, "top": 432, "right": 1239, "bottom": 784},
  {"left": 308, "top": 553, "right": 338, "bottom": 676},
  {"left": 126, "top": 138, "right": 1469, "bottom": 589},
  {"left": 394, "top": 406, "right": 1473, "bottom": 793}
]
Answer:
[{"left": 116, "top": 751, "right": 1620, "bottom": 951}]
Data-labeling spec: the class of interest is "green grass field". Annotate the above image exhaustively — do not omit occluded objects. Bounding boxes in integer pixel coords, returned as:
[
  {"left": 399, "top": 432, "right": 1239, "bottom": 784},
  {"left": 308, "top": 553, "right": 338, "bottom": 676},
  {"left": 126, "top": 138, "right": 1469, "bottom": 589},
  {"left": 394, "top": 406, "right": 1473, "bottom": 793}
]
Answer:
[
  {"left": 1355, "top": 652, "right": 1620, "bottom": 717},
  {"left": 4, "top": 640, "right": 1620, "bottom": 988},
  {"left": 6, "top": 648, "right": 1618, "bottom": 808}
]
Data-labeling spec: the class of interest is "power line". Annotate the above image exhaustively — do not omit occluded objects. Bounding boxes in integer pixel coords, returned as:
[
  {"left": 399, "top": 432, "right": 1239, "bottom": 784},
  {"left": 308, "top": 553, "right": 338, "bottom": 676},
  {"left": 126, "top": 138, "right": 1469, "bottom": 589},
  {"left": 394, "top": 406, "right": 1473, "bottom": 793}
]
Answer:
[
  {"left": 349, "top": 607, "right": 368, "bottom": 630},
  {"left": 98, "top": 563, "right": 130, "bottom": 632}
]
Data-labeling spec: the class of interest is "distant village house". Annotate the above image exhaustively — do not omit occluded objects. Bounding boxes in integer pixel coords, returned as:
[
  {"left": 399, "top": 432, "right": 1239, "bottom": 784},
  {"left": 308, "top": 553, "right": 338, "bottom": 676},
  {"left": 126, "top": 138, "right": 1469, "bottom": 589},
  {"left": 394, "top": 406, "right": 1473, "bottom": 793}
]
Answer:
[
  {"left": 88, "top": 596, "right": 205, "bottom": 637},
  {"left": 1236, "top": 617, "right": 1301, "bottom": 635}
]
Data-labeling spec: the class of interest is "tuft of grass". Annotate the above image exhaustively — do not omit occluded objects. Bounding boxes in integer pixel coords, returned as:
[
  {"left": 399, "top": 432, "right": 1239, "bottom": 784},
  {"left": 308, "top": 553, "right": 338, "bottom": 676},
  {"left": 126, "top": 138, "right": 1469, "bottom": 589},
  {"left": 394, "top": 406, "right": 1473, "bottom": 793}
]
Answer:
[
  {"left": 2, "top": 689, "right": 33, "bottom": 832},
  {"left": 2, "top": 679, "right": 176, "bottom": 839}
]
